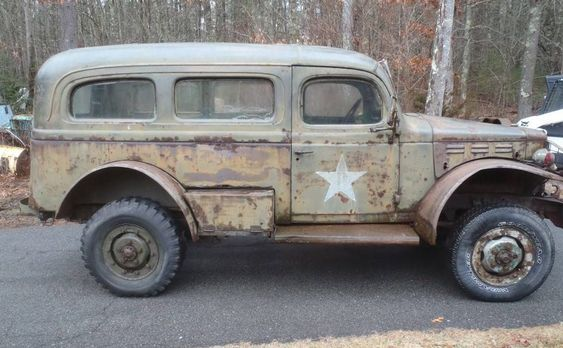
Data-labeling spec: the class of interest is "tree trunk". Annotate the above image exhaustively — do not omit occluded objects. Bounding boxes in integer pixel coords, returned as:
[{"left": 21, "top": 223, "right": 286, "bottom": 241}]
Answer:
[
  {"left": 557, "top": 0, "right": 563, "bottom": 73},
  {"left": 22, "top": 0, "right": 35, "bottom": 97},
  {"left": 288, "top": 0, "right": 298, "bottom": 42},
  {"left": 443, "top": 45, "right": 454, "bottom": 115},
  {"left": 342, "top": 0, "right": 354, "bottom": 50},
  {"left": 460, "top": 1, "right": 473, "bottom": 117},
  {"left": 499, "top": 0, "right": 513, "bottom": 110},
  {"left": 425, "top": 0, "right": 455, "bottom": 117},
  {"left": 59, "top": 0, "right": 77, "bottom": 51},
  {"left": 517, "top": 0, "right": 543, "bottom": 119},
  {"left": 216, "top": 0, "right": 226, "bottom": 41}
]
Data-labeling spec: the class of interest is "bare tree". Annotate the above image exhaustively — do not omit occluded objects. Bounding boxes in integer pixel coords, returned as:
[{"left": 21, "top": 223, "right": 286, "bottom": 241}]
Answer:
[
  {"left": 460, "top": 1, "right": 473, "bottom": 116},
  {"left": 216, "top": 0, "right": 227, "bottom": 41},
  {"left": 59, "top": 0, "right": 77, "bottom": 51},
  {"left": 425, "top": 0, "right": 455, "bottom": 117},
  {"left": 518, "top": 0, "right": 544, "bottom": 119},
  {"left": 342, "top": 0, "right": 354, "bottom": 50},
  {"left": 22, "top": 0, "right": 35, "bottom": 95}
]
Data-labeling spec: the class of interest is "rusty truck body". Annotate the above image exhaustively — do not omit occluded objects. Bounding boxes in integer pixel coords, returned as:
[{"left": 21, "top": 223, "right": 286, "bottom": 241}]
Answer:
[{"left": 29, "top": 43, "right": 563, "bottom": 301}]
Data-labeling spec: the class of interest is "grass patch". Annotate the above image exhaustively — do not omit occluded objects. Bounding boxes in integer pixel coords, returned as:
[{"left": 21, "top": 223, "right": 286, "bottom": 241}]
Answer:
[{"left": 220, "top": 323, "right": 563, "bottom": 348}]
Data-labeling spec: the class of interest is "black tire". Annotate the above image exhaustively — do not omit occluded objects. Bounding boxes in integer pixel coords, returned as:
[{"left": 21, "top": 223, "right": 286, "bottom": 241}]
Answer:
[
  {"left": 81, "top": 198, "right": 183, "bottom": 296},
  {"left": 450, "top": 204, "right": 555, "bottom": 302}
]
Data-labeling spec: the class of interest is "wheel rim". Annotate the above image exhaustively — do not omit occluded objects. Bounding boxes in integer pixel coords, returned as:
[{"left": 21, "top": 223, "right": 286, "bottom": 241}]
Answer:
[
  {"left": 471, "top": 227, "right": 535, "bottom": 286},
  {"left": 102, "top": 224, "right": 159, "bottom": 280}
]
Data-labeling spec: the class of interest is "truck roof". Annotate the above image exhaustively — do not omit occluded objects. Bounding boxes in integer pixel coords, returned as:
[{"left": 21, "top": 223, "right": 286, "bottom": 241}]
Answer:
[{"left": 38, "top": 43, "right": 381, "bottom": 79}]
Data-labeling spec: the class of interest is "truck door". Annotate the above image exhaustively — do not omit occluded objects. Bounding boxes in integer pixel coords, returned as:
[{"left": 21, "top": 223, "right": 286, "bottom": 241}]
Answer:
[{"left": 291, "top": 66, "right": 399, "bottom": 223}]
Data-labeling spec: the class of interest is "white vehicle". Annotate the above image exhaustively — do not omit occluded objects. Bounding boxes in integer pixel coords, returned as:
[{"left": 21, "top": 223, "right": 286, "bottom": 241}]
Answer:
[{"left": 518, "top": 109, "right": 563, "bottom": 152}]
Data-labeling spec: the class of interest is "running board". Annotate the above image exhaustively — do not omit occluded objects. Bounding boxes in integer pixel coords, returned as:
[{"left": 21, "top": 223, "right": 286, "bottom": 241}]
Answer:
[{"left": 274, "top": 224, "right": 420, "bottom": 245}]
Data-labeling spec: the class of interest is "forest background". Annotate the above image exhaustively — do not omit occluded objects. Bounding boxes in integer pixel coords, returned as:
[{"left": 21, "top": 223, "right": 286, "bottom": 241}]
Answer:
[{"left": 0, "top": 0, "right": 562, "bottom": 120}]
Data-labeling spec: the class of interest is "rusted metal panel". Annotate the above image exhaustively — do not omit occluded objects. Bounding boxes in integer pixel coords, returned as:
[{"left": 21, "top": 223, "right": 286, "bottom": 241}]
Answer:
[
  {"left": 291, "top": 143, "right": 399, "bottom": 220},
  {"left": 31, "top": 140, "right": 291, "bottom": 224},
  {"left": 415, "top": 158, "right": 563, "bottom": 245},
  {"left": 185, "top": 189, "right": 274, "bottom": 235},
  {"left": 275, "top": 224, "right": 419, "bottom": 245},
  {"left": 398, "top": 143, "right": 434, "bottom": 211}
]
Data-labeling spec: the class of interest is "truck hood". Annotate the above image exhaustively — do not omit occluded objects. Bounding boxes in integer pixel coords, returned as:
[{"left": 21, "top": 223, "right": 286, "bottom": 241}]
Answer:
[
  {"left": 417, "top": 114, "right": 546, "bottom": 143},
  {"left": 401, "top": 114, "right": 548, "bottom": 177}
]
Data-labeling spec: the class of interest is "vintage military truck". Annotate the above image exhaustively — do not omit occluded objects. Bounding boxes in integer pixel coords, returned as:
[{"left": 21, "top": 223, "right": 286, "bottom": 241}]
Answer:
[{"left": 28, "top": 43, "right": 562, "bottom": 301}]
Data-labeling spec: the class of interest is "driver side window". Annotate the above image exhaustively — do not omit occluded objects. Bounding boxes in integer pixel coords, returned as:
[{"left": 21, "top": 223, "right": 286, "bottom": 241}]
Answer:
[{"left": 303, "top": 79, "right": 382, "bottom": 125}]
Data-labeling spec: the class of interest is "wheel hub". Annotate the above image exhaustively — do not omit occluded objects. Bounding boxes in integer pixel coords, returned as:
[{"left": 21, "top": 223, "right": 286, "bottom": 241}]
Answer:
[
  {"left": 112, "top": 233, "right": 150, "bottom": 269},
  {"left": 102, "top": 225, "right": 159, "bottom": 280},
  {"left": 471, "top": 227, "right": 535, "bottom": 286},
  {"left": 481, "top": 237, "right": 523, "bottom": 275}
]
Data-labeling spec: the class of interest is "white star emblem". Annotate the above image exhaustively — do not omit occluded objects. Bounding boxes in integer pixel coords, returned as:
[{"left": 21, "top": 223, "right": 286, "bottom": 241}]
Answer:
[{"left": 316, "top": 155, "right": 366, "bottom": 202}]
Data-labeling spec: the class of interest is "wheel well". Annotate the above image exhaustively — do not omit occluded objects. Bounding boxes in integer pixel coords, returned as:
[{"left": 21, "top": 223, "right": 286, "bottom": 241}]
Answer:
[
  {"left": 58, "top": 167, "right": 180, "bottom": 222},
  {"left": 436, "top": 168, "right": 562, "bottom": 243}
]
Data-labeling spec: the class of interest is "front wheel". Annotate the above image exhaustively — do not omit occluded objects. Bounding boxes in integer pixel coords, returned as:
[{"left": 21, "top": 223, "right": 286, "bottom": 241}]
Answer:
[
  {"left": 81, "top": 198, "right": 183, "bottom": 296},
  {"left": 450, "top": 204, "right": 555, "bottom": 302}
]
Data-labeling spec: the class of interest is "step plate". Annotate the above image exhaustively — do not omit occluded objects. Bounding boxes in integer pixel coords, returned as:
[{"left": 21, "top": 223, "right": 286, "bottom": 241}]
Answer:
[{"left": 275, "top": 224, "right": 420, "bottom": 245}]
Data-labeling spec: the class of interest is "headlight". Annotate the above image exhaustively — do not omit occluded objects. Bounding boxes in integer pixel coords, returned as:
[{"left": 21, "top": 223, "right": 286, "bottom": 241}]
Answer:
[{"left": 532, "top": 148, "right": 556, "bottom": 168}]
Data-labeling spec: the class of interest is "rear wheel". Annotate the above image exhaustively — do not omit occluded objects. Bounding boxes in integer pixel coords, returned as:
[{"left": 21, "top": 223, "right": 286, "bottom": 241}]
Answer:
[
  {"left": 450, "top": 204, "right": 555, "bottom": 302},
  {"left": 81, "top": 198, "right": 183, "bottom": 296}
]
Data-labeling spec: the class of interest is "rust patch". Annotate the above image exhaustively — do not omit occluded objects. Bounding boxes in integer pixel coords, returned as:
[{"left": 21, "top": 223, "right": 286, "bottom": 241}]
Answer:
[
  {"left": 149, "top": 137, "right": 176, "bottom": 142},
  {"left": 185, "top": 189, "right": 274, "bottom": 235},
  {"left": 193, "top": 136, "right": 237, "bottom": 143},
  {"left": 128, "top": 155, "right": 142, "bottom": 162}
]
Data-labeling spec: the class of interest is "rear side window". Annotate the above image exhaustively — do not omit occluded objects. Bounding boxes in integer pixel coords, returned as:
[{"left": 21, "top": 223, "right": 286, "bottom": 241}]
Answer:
[
  {"left": 175, "top": 78, "right": 274, "bottom": 121},
  {"left": 71, "top": 79, "right": 155, "bottom": 119},
  {"left": 303, "top": 79, "right": 382, "bottom": 125}
]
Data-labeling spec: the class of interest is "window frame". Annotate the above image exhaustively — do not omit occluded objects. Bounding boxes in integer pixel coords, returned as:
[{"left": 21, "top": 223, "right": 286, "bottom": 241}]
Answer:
[
  {"left": 69, "top": 78, "right": 157, "bottom": 122},
  {"left": 299, "top": 76, "right": 388, "bottom": 130},
  {"left": 173, "top": 76, "right": 277, "bottom": 124}
]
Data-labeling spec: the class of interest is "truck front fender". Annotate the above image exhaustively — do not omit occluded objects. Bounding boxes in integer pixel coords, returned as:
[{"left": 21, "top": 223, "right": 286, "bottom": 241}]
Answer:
[{"left": 414, "top": 158, "right": 563, "bottom": 245}]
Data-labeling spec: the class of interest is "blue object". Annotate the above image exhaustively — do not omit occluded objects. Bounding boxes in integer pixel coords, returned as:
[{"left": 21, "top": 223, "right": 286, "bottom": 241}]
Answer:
[{"left": 0, "top": 104, "right": 13, "bottom": 128}]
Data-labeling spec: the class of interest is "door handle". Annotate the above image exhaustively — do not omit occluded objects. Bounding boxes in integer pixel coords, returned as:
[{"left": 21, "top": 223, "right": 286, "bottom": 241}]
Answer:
[{"left": 294, "top": 150, "right": 314, "bottom": 155}]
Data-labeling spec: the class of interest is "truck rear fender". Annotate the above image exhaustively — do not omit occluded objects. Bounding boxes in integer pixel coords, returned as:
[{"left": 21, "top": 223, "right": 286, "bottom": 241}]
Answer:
[{"left": 56, "top": 161, "right": 199, "bottom": 241}]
